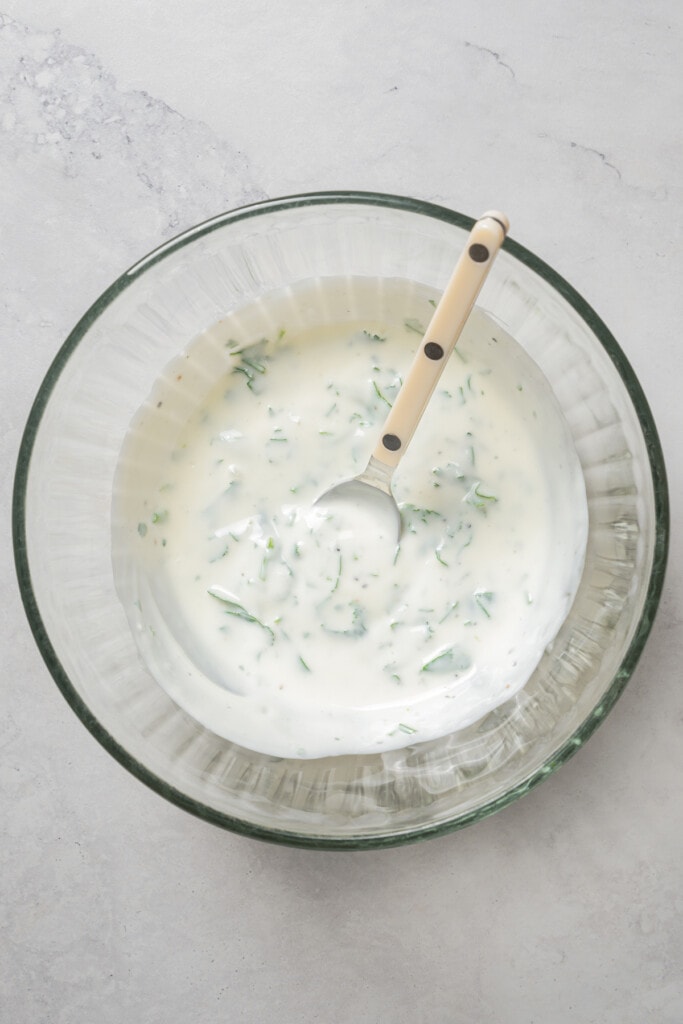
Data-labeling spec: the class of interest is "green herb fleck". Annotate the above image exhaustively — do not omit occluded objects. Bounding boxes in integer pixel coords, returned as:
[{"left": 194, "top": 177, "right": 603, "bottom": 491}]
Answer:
[
  {"left": 422, "top": 645, "right": 472, "bottom": 674},
  {"left": 207, "top": 588, "right": 274, "bottom": 642},
  {"left": 404, "top": 317, "right": 425, "bottom": 335},
  {"left": 331, "top": 551, "right": 343, "bottom": 593},
  {"left": 231, "top": 343, "right": 269, "bottom": 392},
  {"left": 439, "top": 601, "right": 459, "bottom": 623},
  {"left": 465, "top": 482, "right": 498, "bottom": 509},
  {"left": 402, "top": 503, "right": 444, "bottom": 527},
  {"left": 241, "top": 356, "right": 266, "bottom": 374},
  {"left": 321, "top": 601, "right": 366, "bottom": 638},
  {"left": 137, "top": 522, "right": 148, "bottom": 537},
  {"left": 475, "top": 591, "right": 494, "bottom": 618},
  {"left": 372, "top": 380, "right": 393, "bottom": 408},
  {"left": 232, "top": 365, "right": 256, "bottom": 390}
]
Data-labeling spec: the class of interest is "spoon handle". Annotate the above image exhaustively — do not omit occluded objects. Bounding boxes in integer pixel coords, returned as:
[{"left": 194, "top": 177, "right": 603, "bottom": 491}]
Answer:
[{"left": 370, "top": 211, "right": 509, "bottom": 471}]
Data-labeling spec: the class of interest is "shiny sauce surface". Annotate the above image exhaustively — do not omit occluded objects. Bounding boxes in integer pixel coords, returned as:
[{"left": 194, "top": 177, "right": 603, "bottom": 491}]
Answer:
[{"left": 113, "top": 278, "right": 588, "bottom": 758}]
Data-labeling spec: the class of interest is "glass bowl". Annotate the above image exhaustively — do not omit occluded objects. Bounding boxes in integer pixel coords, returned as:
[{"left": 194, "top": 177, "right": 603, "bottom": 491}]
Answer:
[{"left": 13, "top": 192, "right": 669, "bottom": 849}]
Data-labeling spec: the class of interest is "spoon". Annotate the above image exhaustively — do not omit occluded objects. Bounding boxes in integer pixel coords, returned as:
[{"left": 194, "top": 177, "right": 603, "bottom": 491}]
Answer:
[{"left": 317, "top": 210, "right": 509, "bottom": 539}]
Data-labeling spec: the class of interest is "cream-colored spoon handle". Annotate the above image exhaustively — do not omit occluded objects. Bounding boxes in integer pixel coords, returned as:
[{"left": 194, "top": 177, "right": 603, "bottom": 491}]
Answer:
[{"left": 370, "top": 210, "right": 509, "bottom": 470}]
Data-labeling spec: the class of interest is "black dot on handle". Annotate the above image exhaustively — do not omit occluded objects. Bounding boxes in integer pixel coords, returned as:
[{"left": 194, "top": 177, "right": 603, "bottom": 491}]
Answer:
[
  {"left": 469, "top": 243, "right": 490, "bottom": 263},
  {"left": 424, "top": 342, "right": 444, "bottom": 360},
  {"left": 382, "top": 434, "right": 402, "bottom": 452}
]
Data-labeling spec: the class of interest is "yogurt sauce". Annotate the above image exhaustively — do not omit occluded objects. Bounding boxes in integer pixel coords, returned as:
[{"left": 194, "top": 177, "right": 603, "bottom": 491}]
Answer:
[{"left": 113, "top": 277, "right": 588, "bottom": 759}]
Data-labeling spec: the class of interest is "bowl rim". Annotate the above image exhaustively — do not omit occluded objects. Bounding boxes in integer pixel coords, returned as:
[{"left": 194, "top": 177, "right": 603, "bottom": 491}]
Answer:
[{"left": 12, "top": 190, "right": 670, "bottom": 850}]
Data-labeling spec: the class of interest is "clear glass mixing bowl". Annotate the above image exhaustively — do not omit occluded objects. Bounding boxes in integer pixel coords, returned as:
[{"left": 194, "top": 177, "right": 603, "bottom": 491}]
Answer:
[{"left": 13, "top": 193, "right": 669, "bottom": 848}]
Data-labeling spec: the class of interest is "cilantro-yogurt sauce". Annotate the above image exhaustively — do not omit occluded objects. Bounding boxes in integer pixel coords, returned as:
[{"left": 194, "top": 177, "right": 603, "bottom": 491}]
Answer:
[{"left": 113, "top": 277, "right": 588, "bottom": 759}]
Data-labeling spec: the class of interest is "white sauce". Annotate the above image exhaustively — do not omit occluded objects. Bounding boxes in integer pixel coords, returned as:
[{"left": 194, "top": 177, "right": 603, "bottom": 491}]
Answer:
[{"left": 113, "top": 277, "right": 588, "bottom": 759}]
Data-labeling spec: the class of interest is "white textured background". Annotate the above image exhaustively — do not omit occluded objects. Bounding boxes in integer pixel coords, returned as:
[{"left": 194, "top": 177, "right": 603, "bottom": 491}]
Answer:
[{"left": 2, "top": 3, "right": 681, "bottom": 1022}]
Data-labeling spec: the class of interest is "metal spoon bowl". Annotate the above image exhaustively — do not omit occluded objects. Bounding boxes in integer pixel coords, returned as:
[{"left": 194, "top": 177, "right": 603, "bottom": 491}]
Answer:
[{"left": 315, "top": 456, "right": 400, "bottom": 543}]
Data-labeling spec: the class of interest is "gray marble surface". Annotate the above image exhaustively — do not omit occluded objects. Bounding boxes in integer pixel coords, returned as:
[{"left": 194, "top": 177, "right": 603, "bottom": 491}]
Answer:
[{"left": 2, "top": 3, "right": 681, "bottom": 1021}]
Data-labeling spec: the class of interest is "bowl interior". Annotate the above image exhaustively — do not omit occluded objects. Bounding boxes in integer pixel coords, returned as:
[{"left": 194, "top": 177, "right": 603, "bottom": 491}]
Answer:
[{"left": 15, "top": 194, "right": 668, "bottom": 847}]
